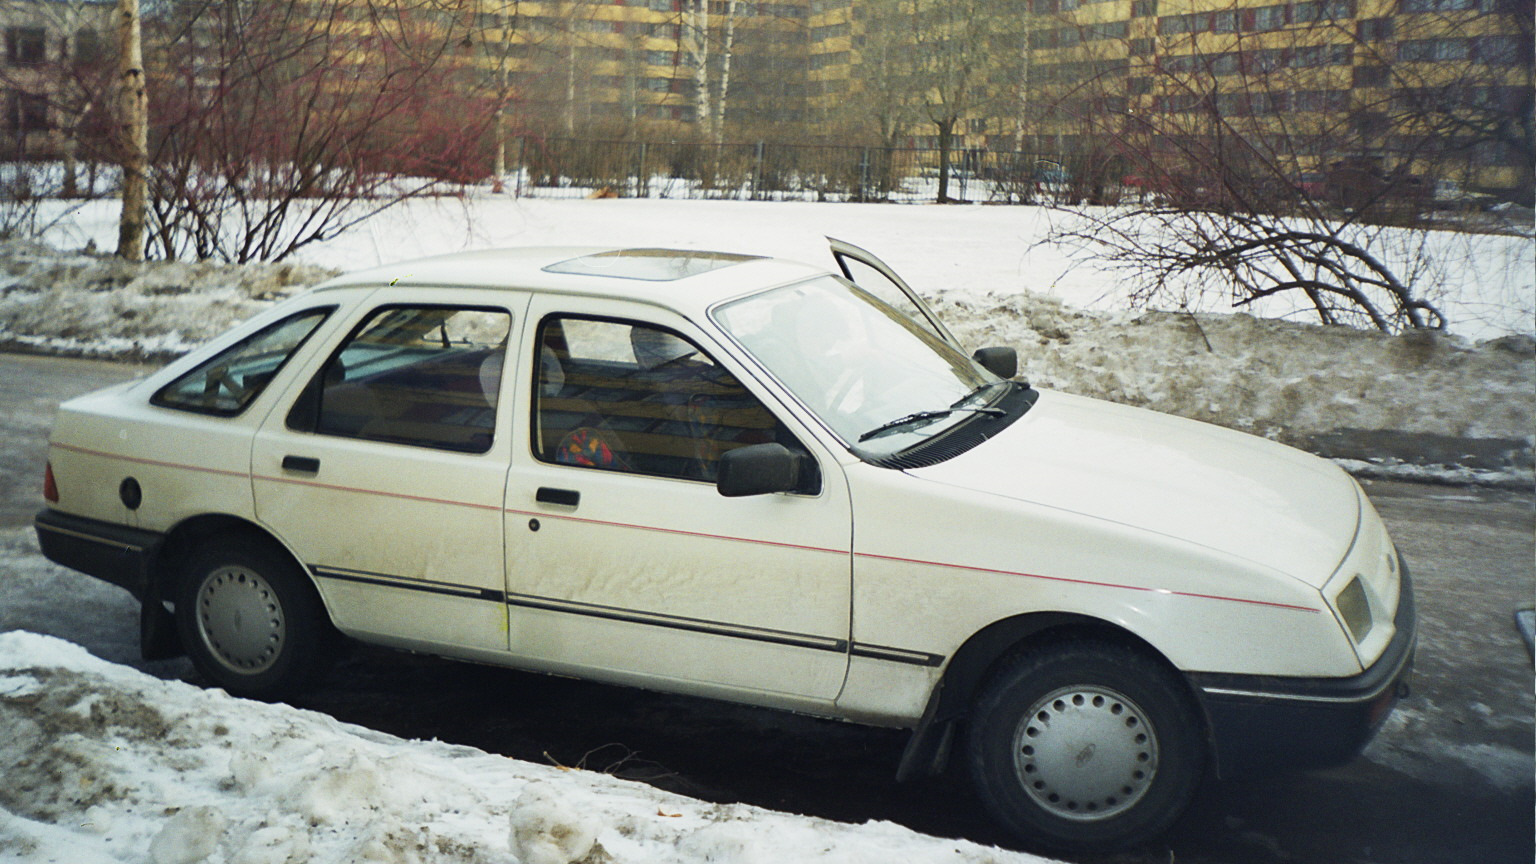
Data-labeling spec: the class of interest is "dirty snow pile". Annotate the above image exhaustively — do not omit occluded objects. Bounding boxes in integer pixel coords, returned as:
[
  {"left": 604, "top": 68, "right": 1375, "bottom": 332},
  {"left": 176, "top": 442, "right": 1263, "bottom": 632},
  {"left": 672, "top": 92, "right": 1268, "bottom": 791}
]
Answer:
[
  {"left": 0, "top": 239, "right": 334, "bottom": 360},
  {"left": 0, "top": 631, "right": 1057, "bottom": 864}
]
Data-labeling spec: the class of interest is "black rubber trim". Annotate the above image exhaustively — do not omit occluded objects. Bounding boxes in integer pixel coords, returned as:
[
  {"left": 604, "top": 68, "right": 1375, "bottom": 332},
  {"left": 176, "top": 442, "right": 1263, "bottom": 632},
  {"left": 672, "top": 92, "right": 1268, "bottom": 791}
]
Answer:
[
  {"left": 311, "top": 565, "right": 507, "bottom": 603},
  {"left": 314, "top": 564, "right": 948, "bottom": 667},
  {"left": 851, "top": 643, "right": 946, "bottom": 667},
  {"left": 34, "top": 509, "right": 164, "bottom": 600},
  {"left": 507, "top": 591, "right": 849, "bottom": 654}
]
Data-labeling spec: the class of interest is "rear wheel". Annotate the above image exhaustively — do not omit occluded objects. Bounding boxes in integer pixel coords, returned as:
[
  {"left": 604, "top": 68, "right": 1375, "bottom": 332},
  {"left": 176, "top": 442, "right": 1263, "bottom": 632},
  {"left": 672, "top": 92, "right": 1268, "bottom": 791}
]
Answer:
[
  {"left": 965, "top": 641, "right": 1205, "bottom": 853},
  {"left": 175, "top": 534, "right": 332, "bottom": 700}
]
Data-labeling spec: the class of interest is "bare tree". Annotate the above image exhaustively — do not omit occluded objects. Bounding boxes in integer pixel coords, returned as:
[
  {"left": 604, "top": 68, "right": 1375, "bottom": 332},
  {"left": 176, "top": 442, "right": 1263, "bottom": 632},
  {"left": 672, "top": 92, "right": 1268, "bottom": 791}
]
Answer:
[
  {"left": 1032, "top": 0, "right": 1469, "bottom": 332},
  {"left": 142, "top": 0, "right": 496, "bottom": 263},
  {"left": 858, "top": 0, "right": 1007, "bottom": 202}
]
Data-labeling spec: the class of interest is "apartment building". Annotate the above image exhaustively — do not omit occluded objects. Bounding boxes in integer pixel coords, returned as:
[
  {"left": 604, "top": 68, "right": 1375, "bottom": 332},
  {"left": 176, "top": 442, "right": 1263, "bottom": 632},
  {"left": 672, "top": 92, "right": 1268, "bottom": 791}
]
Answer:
[
  {"left": 463, "top": 1, "right": 810, "bottom": 133},
  {"left": 805, "top": 0, "right": 1529, "bottom": 197},
  {"left": 0, "top": 0, "right": 113, "bottom": 160}
]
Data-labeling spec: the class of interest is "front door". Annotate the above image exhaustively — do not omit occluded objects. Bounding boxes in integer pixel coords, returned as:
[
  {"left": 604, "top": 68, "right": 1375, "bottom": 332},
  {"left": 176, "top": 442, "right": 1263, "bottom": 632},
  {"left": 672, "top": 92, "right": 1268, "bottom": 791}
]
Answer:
[
  {"left": 502, "top": 299, "right": 854, "bottom": 706},
  {"left": 252, "top": 288, "right": 529, "bottom": 652}
]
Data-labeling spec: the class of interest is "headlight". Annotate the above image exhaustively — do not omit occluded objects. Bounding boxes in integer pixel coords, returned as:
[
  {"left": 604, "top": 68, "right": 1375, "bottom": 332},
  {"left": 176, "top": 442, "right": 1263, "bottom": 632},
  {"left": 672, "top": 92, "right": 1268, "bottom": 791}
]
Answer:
[{"left": 1336, "top": 576, "right": 1374, "bottom": 642}]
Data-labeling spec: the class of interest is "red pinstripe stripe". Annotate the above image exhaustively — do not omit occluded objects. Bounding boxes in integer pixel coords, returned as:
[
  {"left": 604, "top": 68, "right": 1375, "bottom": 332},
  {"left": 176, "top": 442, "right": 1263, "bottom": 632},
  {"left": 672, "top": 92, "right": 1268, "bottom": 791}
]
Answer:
[
  {"left": 856, "top": 551, "right": 1321, "bottom": 614},
  {"left": 503, "top": 507, "right": 846, "bottom": 555},
  {"left": 255, "top": 474, "right": 504, "bottom": 512},
  {"left": 53, "top": 442, "right": 1319, "bottom": 614},
  {"left": 52, "top": 443, "right": 249, "bottom": 480}
]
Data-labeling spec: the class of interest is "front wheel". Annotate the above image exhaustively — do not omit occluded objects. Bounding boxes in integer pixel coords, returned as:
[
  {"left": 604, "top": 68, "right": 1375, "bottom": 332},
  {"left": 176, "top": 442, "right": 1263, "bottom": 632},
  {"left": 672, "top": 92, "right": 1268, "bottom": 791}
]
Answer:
[
  {"left": 964, "top": 641, "right": 1205, "bottom": 853},
  {"left": 175, "top": 534, "right": 332, "bottom": 700}
]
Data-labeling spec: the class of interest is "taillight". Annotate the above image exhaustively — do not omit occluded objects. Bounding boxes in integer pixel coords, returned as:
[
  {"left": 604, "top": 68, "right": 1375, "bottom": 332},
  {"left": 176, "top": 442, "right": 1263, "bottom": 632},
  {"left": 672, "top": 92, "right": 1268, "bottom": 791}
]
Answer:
[{"left": 43, "top": 462, "right": 58, "bottom": 504}]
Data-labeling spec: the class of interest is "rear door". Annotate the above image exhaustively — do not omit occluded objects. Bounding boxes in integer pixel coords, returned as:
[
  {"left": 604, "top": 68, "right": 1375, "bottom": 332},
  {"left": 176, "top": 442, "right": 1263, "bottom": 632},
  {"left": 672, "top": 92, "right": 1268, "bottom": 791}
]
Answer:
[{"left": 252, "top": 287, "right": 530, "bottom": 653}]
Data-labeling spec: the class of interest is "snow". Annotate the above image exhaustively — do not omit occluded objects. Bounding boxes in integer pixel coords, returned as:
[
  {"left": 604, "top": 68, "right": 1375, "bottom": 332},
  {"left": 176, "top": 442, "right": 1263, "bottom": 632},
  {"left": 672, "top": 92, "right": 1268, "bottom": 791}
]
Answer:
[
  {"left": 3, "top": 195, "right": 1531, "bottom": 483},
  {"left": 0, "top": 630, "right": 1058, "bottom": 864}
]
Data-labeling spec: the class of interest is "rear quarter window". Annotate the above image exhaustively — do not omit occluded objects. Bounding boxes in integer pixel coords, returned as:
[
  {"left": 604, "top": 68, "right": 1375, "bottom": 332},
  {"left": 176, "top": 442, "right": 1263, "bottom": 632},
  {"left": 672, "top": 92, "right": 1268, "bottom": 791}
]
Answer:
[{"left": 152, "top": 307, "right": 333, "bottom": 417}]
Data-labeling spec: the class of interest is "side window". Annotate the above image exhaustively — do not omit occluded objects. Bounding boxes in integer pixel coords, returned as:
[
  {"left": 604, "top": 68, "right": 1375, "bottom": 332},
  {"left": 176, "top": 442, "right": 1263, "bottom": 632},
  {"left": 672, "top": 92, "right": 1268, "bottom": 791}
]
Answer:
[
  {"left": 532, "top": 316, "right": 812, "bottom": 487},
  {"left": 153, "top": 307, "right": 332, "bottom": 416},
  {"left": 288, "top": 305, "right": 511, "bottom": 454}
]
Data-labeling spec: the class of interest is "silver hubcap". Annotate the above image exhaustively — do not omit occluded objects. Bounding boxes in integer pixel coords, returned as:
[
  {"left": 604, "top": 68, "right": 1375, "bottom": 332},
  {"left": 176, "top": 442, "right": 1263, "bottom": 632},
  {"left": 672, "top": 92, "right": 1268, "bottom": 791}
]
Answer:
[
  {"left": 1012, "top": 685, "right": 1158, "bottom": 821},
  {"left": 195, "top": 566, "right": 285, "bottom": 675}
]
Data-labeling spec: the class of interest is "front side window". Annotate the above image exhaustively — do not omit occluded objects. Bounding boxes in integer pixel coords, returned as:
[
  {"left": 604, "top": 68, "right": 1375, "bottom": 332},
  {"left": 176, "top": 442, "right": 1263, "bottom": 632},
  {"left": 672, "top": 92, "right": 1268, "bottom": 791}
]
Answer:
[
  {"left": 153, "top": 307, "right": 332, "bottom": 416},
  {"left": 532, "top": 316, "right": 812, "bottom": 488},
  {"left": 288, "top": 305, "right": 511, "bottom": 454}
]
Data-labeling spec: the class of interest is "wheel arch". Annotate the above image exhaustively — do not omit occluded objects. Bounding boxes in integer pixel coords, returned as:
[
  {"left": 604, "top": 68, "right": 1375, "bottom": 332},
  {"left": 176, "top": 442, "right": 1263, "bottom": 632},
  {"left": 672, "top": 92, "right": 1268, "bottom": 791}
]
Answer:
[
  {"left": 896, "top": 611, "right": 1209, "bottom": 781},
  {"left": 149, "top": 513, "right": 321, "bottom": 609}
]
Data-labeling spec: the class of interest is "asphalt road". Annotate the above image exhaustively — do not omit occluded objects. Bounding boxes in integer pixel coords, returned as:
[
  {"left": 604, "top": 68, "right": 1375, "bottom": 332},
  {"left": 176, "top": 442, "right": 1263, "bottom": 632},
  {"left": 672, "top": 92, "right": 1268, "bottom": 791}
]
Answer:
[{"left": 3, "top": 352, "right": 1532, "bottom": 864}]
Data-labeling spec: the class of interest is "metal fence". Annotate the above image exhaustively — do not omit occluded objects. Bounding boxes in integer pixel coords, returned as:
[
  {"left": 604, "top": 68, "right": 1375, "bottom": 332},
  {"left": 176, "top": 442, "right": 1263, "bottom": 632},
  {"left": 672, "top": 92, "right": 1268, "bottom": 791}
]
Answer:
[{"left": 509, "top": 136, "right": 1072, "bottom": 205}]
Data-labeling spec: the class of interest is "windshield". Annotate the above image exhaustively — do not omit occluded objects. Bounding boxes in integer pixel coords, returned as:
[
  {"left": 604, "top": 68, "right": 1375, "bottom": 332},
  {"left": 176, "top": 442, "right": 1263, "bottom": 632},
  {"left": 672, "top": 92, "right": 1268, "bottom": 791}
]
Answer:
[{"left": 713, "top": 276, "right": 1006, "bottom": 458}]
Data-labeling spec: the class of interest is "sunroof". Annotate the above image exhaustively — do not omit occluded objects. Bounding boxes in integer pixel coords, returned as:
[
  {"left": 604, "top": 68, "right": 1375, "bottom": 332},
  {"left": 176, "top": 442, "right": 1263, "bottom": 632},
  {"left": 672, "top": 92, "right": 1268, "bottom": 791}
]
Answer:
[{"left": 544, "top": 249, "right": 761, "bottom": 282}]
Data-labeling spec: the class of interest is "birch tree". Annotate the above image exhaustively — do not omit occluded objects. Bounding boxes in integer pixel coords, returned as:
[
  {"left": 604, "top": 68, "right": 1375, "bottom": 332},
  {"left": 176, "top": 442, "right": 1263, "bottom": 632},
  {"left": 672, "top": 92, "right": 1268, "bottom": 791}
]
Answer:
[{"left": 115, "top": 0, "right": 147, "bottom": 261}]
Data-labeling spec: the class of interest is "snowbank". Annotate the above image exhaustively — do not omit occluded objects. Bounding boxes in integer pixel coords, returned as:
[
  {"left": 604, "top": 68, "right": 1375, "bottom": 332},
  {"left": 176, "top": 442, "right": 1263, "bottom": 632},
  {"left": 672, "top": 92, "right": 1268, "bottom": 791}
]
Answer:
[
  {"left": 0, "top": 631, "right": 1057, "bottom": 864},
  {"left": 1, "top": 196, "right": 1531, "bottom": 484}
]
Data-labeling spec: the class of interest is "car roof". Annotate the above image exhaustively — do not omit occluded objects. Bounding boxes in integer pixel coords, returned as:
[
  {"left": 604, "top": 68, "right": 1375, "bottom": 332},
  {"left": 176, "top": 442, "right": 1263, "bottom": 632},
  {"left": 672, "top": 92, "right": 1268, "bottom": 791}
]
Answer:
[{"left": 312, "top": 246, "right": 830, "bottom": 312}]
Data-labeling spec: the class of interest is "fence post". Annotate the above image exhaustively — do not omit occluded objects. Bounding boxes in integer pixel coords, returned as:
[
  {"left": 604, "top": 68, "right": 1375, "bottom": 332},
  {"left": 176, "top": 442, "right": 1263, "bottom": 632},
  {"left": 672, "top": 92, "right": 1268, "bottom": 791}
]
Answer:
[
  {"left": 752, "top": 141, "right": 765, "bottom": 201},
  {"left": 635, "top": 142, "right": 649, "bottom": 198},
  {"left": 513, "top": 136, "right": 527, "bottom": 198},
  {"left": 859, "top": 148, "right": 871, "bottom": 202}
]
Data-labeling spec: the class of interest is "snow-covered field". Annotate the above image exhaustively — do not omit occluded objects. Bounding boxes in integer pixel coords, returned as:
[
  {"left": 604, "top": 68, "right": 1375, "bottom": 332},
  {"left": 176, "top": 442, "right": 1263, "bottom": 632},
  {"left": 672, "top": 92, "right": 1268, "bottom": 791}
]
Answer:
[
  {"left": 0, "top": 631, "right": 1056, "bottom": 864},
  {"left": 3, "top": 196, "right": 1532, "bottom": 483}
]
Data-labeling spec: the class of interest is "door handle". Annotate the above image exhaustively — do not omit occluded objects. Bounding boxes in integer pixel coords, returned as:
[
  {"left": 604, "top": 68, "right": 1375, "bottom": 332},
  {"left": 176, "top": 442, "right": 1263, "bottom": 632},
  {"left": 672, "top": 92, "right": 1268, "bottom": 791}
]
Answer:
[
  {"left": 281, "top": 455, "right": 320, "bottom": 474},
  {"left": 536, "top": 487, "right": 580, "bottom": 507}
]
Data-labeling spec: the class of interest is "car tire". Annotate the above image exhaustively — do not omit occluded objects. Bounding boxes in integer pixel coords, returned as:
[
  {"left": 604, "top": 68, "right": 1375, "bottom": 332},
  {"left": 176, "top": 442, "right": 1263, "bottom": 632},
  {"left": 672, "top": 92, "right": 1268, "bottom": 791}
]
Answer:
[
  {"left": 964, "top": 640, "right": 1205, "bottom": 853},
  {"left": 175, "top": 534, "right": 332, "bottom": 700}
]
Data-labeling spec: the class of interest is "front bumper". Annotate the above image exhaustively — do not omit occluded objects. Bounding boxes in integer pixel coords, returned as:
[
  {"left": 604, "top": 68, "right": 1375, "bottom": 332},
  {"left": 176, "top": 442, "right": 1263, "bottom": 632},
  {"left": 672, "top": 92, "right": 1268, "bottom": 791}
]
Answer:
[
  {"left": 34, "top": 508, "right": 164, "bottom": 601},
  {"left": 1189, "top": 559, "right": 1417, "bottom": 775}
]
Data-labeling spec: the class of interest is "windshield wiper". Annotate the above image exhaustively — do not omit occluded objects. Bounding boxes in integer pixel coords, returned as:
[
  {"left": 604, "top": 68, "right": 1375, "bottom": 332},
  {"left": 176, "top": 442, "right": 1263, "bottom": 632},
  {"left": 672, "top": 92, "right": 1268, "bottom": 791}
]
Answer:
[{"left": 858, "top": 405, "right": 1004, "bottom": 442}]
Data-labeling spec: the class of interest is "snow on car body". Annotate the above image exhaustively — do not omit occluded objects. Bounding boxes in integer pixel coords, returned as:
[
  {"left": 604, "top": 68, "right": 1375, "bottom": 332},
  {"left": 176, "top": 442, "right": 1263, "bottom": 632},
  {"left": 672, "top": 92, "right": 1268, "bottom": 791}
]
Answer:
[{"left": 35, "top": 241, "right": 1414, "bottom": 852}]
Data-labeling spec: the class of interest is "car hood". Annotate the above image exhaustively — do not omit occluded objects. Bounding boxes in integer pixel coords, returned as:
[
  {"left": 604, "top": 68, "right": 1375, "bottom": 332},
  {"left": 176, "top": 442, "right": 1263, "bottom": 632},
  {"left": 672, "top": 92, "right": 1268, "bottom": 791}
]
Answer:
[{"left": 907, "top": 390, "right": 1360, "bottom": 589}]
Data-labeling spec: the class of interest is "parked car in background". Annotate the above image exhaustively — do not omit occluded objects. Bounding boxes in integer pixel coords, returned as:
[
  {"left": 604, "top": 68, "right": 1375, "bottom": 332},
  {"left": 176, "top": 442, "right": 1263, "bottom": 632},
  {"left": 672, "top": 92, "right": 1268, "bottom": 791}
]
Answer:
[
  {"left": 1431, "top": 179, "right": 1497, "bottom": 211},
  {"left": 34, "top": 239, "right": 1415, "bottom": 853}
]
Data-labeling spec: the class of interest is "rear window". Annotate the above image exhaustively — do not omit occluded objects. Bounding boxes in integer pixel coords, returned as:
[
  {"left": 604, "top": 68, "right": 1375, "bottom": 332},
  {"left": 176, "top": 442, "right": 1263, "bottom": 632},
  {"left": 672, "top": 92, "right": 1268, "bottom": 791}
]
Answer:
[{"left": 152, "top": 308, "right": 332, "bottom": 416}]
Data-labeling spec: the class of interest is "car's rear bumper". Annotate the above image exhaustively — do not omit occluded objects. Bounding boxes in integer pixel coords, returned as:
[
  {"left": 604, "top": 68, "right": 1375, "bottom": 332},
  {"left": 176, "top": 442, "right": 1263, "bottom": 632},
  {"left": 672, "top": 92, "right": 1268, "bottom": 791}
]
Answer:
[
  {"left": 34, "top": 509, "right": 164, "bottom": 601},
  {"left": 1189, "top": 559, "right": 1417, "bottom": 775}
]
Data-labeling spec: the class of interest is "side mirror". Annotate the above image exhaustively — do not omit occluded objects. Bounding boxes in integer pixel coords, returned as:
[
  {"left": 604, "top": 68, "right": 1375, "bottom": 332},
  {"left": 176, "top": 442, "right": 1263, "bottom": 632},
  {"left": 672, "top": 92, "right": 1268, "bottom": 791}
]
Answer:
[
  {"left": 717, "top": 443, "right": 802, "bottom": 497},
  {"left": 972, "top": 346, "right": 1018, "bottom": 380}
]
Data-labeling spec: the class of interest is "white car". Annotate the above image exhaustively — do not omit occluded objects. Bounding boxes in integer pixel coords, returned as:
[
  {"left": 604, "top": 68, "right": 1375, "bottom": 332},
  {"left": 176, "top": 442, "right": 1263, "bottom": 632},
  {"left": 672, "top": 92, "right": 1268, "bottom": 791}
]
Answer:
[{"left": 35, "top": 239, "right": 1415, "bottom": 852}]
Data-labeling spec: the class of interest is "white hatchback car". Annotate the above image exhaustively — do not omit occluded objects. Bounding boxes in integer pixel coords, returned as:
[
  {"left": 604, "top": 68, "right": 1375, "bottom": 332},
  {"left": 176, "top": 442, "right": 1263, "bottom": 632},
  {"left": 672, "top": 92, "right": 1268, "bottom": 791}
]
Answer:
[{"left": 36, "top": 240, "right": 1414, "bottom": 852}]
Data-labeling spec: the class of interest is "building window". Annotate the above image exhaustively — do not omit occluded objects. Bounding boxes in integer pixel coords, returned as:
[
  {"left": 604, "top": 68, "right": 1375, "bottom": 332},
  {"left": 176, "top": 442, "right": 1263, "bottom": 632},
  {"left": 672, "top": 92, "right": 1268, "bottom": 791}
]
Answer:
[
  {"left": 1475, "top": 36, "right": 1521, "bottom": 65},
  {"left": 72, "top": 28, "right": 103, "bottom": 65},
  {"left": 1250, "top": 6, "right": 1286, "bottom": 31},
  {"left": 1399, "top": 38, "right": 1471, "bottom": 62},
  {"left": 6, "top": 91, "right": 48, "bottom": 133},
  {"left": 1353, "top": 64, "right": 1390, "bottom": 88},
  {"left": 5, "top": 28, "right": 46, "bottom": 67},
  {"left": 1400, "top": 0, "right": 1476, "bottom": 11},
  {"left": 1357, "top": 18, "right": 1393, "bottom": 41}
]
